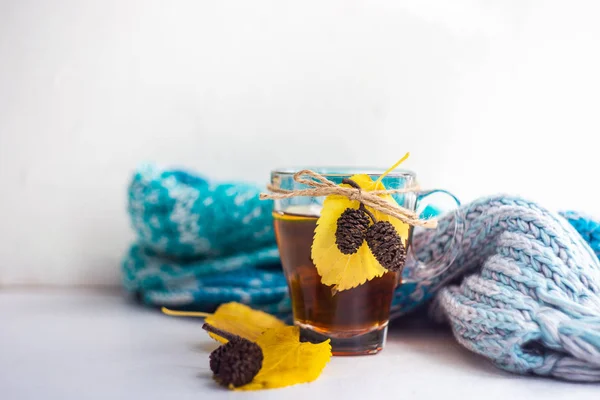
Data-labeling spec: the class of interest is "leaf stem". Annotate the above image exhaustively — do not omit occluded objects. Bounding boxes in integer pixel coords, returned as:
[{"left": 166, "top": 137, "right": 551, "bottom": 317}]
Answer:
[
  {"left": 161, "top": 307, "right": 212, "bottom": 318},
  {"left": 375, "top": 152, "right": 410, "bottom": 187}
]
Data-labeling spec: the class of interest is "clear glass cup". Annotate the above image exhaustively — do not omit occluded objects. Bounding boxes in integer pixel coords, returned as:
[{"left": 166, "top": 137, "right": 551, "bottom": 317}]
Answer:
[{"left": 270, "top": 167, "right": 459, "bottom": 355}]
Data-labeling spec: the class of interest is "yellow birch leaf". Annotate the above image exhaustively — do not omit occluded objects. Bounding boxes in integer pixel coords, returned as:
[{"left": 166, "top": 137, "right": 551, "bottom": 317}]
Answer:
[
  {"left": 235, "top": 326, "right": 332, "bottom": 391},
  {"left": 204, "top": 302, "right": 286, "bottom": 343},
  {"left": 311, "top": 160, "right": 411, "bottom": 292}
]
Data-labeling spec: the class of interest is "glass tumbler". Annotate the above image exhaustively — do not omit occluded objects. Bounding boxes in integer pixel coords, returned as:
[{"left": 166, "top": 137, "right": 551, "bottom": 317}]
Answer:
[{"left": 270, "top": 167, "right": 459, "bottom": 356}]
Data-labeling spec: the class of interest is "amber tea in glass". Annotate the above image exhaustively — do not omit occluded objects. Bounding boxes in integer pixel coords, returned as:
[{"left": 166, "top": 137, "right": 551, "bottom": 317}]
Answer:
[{"left": 270, "top": 168, "right": 418, "bottom": 355}]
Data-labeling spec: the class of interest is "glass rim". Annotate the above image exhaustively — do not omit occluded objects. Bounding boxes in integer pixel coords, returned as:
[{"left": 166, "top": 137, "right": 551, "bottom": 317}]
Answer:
[{"left": 271, "top": 167, "right": 417, "bottom": 178}]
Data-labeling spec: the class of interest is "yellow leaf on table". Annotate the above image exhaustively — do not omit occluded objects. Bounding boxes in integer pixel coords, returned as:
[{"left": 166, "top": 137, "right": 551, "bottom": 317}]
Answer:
[
  {"left": 311, "top": 173, "right": 410, "bottom": 292},
  {"left": 205, "top": 302, "right": 286, "bottom": 343},
  {"left": 236, "top": 326, "right": 332, "bottom": 391}
]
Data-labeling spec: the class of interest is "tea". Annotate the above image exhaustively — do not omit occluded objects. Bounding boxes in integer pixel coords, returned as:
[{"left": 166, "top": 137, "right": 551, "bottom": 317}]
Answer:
[{"left": 274, "top": 210, "right": 399, "bottom": 354}]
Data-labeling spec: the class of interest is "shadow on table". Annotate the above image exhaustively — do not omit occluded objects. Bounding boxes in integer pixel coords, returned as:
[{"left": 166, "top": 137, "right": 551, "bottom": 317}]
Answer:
[
  {"left": 387, "top": 309, "right": 451, "bottom": 337},
  {"left": 386, "top": 310, "right": 516, "bottom": 379}
]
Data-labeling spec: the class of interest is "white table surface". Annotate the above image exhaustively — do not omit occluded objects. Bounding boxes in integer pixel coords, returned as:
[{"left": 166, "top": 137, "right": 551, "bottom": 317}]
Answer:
[{"left": 1, "top": 289, "right": 598, "bottom": 399}]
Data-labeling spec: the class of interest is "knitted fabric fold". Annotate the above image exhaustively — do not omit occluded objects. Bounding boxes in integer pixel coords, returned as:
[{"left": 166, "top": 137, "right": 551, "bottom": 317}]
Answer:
[{"left": 416, "top": 197, "right": 600, "bottom": 381}]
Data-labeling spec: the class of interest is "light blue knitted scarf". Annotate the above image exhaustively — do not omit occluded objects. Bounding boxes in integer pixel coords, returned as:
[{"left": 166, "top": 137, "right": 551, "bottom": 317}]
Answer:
[{"left": 122, "top": 165, "right": 600, "bottom": 381}]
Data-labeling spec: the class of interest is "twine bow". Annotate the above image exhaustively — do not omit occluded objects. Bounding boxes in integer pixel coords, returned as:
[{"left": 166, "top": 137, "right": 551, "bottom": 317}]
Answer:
[{"left": 260, "top": 169, "right": 437, "bottom": 229}]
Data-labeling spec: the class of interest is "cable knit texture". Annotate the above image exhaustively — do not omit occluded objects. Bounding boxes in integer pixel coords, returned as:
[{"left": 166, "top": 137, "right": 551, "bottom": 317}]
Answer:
[
  {"left": 413, "top": 197, "right": 600, "bottom": 381},
  {"left": 122, "top": 165, "right": 600, "bottom": 380}
]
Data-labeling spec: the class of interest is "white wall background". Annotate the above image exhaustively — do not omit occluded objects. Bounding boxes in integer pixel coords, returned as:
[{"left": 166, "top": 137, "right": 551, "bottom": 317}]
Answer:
[{"left": 1, "top": 0, "right": 599, "bottom": 286}]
